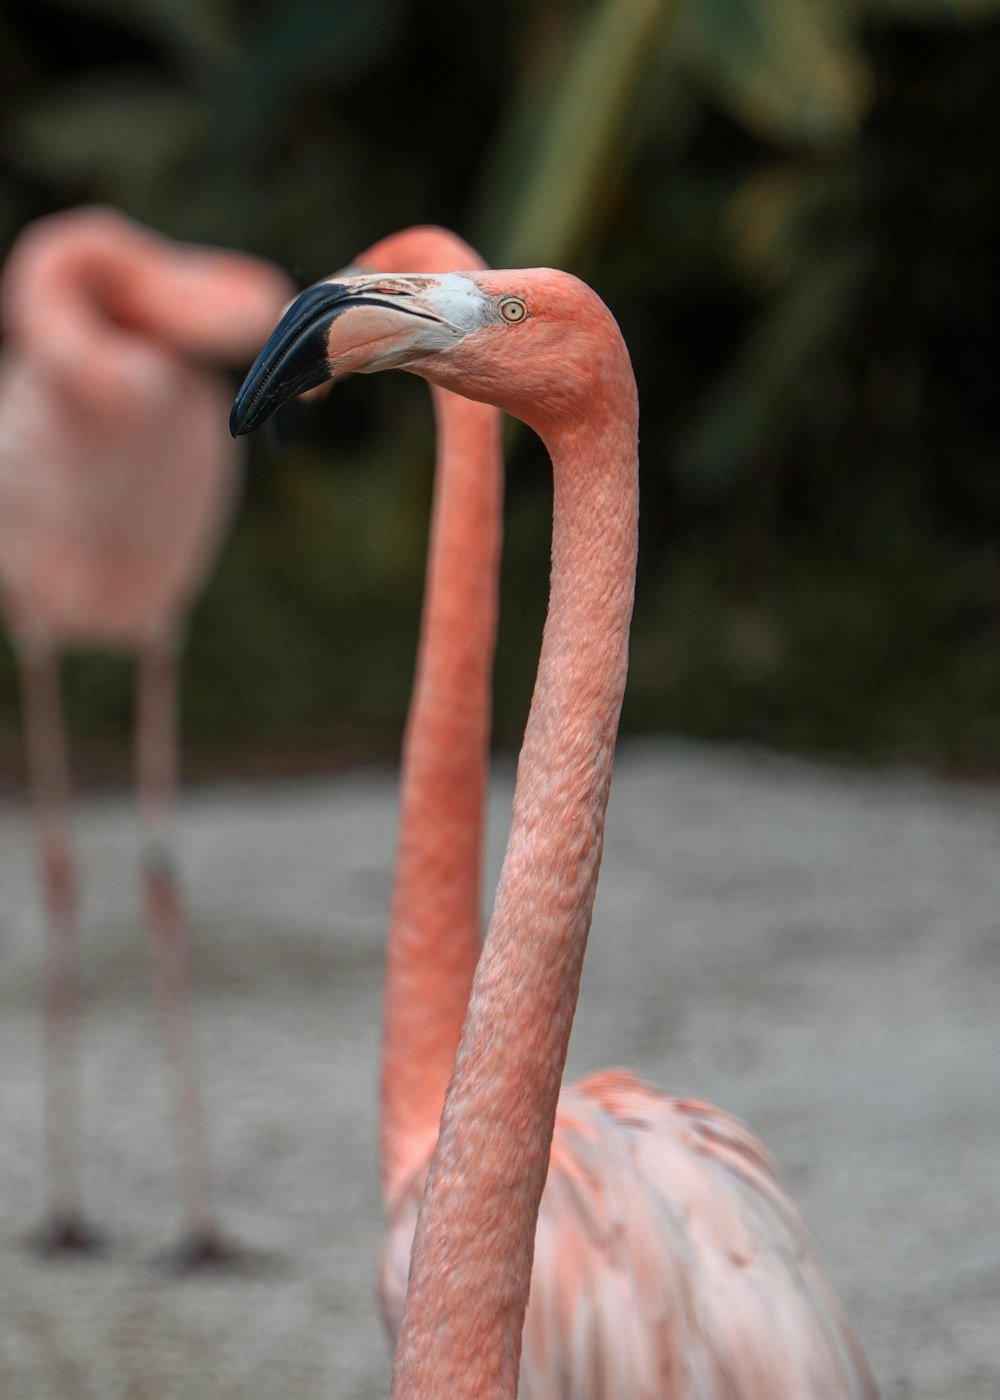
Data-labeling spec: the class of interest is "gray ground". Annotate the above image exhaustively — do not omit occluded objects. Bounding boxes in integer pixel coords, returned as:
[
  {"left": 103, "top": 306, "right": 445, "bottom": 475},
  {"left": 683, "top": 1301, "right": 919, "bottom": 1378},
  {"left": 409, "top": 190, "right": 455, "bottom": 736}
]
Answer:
[{"left": 0, "top": 737, "right": 997, "bottom": 1398}]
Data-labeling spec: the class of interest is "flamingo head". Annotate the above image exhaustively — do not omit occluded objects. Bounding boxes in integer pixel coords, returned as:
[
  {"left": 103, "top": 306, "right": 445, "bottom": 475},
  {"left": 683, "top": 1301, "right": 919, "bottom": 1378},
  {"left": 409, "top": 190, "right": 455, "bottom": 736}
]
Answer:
[
  {"left": 257, "top": 229, "right": 489, "bottom": 449},
  {"left": 230, "top": 268, "right": 631, "bottom": 440}
]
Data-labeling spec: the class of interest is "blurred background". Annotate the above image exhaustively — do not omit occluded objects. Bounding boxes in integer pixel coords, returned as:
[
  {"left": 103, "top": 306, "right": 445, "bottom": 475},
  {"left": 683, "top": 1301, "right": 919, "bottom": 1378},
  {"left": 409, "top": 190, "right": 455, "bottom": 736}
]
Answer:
[
  {"left": 0, "top": 0, "right": 998, "bottom": 774},
  {"left": 1, "top": 6, "right": 999, "bottom": 1396}
]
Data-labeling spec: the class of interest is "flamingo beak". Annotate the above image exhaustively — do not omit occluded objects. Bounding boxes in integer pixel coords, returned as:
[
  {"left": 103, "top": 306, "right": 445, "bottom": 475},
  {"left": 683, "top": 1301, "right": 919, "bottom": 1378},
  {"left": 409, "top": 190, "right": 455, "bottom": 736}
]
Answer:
[
  {"left": 260, "top": 265, "right": 361, "bottom": 452},
  {"left": 231, "top": 280, "right": 357, "bottom": 436},
  {"left": 230, "top": 273, "right": 468, "bottom": 437}
]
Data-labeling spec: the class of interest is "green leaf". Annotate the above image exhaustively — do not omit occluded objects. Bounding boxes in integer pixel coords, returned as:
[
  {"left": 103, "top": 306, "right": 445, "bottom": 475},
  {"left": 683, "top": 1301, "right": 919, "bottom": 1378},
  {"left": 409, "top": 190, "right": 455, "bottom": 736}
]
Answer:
[
  {"left": 675, "top": 0, "right": 872, "bottom": 149},
  {"left": 476, "top": 0, "right": 679, "bottom": 269}
]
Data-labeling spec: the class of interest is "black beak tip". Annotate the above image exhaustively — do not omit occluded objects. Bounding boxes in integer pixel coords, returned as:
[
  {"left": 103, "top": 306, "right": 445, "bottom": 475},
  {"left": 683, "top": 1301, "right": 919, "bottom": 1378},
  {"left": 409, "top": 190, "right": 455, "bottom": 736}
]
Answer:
[
  {"left": 229, "top": 369, "right": 271, "bottom": 438},
  {"left": 228, "top": 280, "right": 356, "bottom": 441},
  {"left": 229, "top": 391, "right": 261, "bottom": 438}
]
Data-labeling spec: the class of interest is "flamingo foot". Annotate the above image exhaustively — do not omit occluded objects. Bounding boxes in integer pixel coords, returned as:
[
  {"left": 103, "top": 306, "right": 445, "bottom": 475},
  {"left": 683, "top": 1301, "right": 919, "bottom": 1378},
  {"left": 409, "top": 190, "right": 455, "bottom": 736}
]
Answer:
[
  {"left": 165, "top": 1229, "right": 253, "bottom": 1273},
  {"left": 33, "top": 1216, "right": 105, "bottom": 1258}
]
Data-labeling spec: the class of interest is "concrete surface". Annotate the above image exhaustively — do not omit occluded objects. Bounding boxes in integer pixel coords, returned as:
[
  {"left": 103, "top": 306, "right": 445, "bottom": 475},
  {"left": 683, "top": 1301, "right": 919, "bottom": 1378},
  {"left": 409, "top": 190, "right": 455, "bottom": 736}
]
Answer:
[{"left": 0, "top": 737, "right": 997, "bottom": 1398}]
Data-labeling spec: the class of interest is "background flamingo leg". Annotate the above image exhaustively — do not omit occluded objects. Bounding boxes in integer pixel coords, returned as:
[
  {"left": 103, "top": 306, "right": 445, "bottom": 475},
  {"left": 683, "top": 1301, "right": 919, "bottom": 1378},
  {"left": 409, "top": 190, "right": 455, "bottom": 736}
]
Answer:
[
  {"left": 17, "top": 642, "right": 98, "bottom": 1253},
  {"left": 135, "top": 634, "right": 228, "bottom": 1266}
]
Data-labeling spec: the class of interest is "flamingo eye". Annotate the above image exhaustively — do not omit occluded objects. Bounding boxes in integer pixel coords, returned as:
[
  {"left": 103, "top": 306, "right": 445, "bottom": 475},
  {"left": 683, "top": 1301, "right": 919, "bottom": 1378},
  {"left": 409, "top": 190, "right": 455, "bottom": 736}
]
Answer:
[{"left": 499, "top": 297, "right": 527, "bottom": 323}]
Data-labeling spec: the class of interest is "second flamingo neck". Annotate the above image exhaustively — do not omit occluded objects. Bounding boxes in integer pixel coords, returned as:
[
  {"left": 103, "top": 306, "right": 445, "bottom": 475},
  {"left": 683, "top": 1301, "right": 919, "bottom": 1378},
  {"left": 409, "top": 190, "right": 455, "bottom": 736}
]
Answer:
[{"left": 380, "top": 388, "right": 503, "bottom": 1209}]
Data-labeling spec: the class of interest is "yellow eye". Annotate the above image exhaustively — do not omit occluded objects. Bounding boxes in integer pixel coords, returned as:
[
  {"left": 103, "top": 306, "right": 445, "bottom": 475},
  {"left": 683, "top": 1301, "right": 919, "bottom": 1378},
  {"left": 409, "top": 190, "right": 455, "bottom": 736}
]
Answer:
[{"left": 499, "top": 297, "right": 527, "bottom": 323}]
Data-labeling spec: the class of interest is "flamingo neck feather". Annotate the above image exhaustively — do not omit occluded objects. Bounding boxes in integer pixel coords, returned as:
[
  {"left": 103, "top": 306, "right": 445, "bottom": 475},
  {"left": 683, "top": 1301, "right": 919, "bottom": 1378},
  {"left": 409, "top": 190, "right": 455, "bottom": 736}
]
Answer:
[{"left": 391, "top": 352, "right": 639, "bottom": 1398}]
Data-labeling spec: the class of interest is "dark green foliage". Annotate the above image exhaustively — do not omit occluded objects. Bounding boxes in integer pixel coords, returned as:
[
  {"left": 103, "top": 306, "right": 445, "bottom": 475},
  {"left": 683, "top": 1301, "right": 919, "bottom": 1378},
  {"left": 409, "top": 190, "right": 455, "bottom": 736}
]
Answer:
[{"left": 0, "top": 0, "right": 998, "bottom": 773}]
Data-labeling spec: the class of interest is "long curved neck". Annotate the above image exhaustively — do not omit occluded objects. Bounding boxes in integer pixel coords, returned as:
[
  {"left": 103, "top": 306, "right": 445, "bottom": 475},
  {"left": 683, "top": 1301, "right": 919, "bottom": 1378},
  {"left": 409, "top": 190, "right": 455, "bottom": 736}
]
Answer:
[
  {"left": 391, "top": 372, "right": 639, "bottom": 1398},
  {"left": 380, "top": 385, "right": 503, "bottom": 1210}
]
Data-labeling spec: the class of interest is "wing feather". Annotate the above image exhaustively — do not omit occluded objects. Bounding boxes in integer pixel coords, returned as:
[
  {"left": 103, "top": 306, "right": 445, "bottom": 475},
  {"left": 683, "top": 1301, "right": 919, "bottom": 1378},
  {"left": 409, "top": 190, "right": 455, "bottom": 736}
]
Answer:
[
  {"left": 519, "top": 1072, "right": 876, "bottom": 1399},
  {"left": 380, "top": 1070, "right": 876, "bottom": 1398}
]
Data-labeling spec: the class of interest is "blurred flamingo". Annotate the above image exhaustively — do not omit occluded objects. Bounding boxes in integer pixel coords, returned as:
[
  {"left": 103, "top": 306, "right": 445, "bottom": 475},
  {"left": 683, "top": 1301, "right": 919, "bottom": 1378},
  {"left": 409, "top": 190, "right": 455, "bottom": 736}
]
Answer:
[
  {"left": 0, "top": 205, "right": 296, "bottom": 1259},
  {"left": 233, "top": 267, "right": 875, "bottom": 1395}
]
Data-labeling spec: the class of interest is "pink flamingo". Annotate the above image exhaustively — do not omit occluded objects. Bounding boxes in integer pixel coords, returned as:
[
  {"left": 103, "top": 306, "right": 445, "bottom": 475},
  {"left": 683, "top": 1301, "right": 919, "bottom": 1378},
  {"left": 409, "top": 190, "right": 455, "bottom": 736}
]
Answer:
[
  {"left": 232, "top": 268, "right": 876, "bottom": 1395},
  {"left": 0, "top": 205, "right": 296, "bottom": 1259}
]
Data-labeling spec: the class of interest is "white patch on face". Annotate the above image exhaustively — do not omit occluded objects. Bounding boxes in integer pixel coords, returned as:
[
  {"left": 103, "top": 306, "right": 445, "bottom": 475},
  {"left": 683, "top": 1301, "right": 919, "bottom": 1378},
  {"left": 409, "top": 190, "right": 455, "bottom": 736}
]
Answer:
[{"left": 422, "top": 272, "right": 488, "bottom": 333}]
